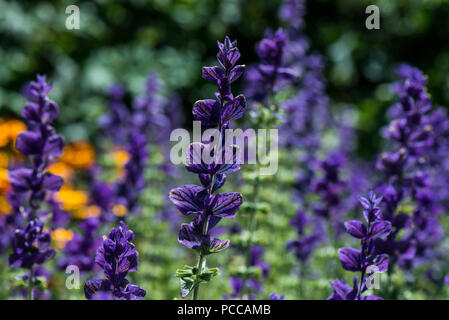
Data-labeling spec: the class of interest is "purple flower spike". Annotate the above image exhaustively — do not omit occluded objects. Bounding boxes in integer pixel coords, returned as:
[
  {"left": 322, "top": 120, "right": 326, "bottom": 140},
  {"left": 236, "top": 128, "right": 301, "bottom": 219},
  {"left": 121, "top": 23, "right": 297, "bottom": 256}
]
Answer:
[
  {"left": 246, "top": 28, "right": 296, "bottom": 102},
  {"left": 7, "top": 75, "right": 65, "bottom": 300},
  {"left": 84, "top": 222, "right": 146, "bottom": 300},
  {"left": 170, "top": 37, "right": 246, "bottom": 299},
  {"left": 329, "top": 192, "right": 391, "bottom": 300},
  {"left": 375, "top": 64, "right": 448, "bottom": 270}
]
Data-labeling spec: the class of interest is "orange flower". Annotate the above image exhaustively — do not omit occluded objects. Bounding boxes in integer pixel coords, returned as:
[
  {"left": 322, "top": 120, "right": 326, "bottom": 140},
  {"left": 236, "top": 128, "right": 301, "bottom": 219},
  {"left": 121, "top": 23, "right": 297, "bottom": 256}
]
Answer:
[
  {"left": 112, "top": 204, "right": 128, "bottom": 217},
  {"left": 0, "top": 194, "right": 11, "bottom": 217},
  {"left": 48, "top": 162, "right": 74, "bottom": 182},
  {"left": 0, "top": 122, "right": 8, "bottom": 147},
  {"left": 51, "top": 228, "right": 74, "bottom": 249},
  {"left": 7, "top": 119, "right": 26, "bottom": 143},
  {"left": 55, "top": 187, "right": 88, "bottom": 211},
  {"left": 61, "top": 141, "right": 95, "bottom": 169},
  {"left": 111, "top": 148, "right": 130, "bottom": 178},
  {"left": 73, "top": 205, "right": 101, "bottom": 220},
  {"left": 0, "top": 152, "right": 8, "bottom": 167},
  {"left": 0, "top": 119, "right": 26, "bottom": 148},
  {"left": 0, "top": 168, "right": 9, "bottom": 192}
]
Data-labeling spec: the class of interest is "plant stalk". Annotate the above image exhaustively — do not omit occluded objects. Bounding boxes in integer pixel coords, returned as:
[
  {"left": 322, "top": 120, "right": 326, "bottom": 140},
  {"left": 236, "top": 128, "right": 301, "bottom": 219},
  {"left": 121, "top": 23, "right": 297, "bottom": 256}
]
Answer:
[{"left": 27, "top": 266, "right": 34, "bottom": 300}]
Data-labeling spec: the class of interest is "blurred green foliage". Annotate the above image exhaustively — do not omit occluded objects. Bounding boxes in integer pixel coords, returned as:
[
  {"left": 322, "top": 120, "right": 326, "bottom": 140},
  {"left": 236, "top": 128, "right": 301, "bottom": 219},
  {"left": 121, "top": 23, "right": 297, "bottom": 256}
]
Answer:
[{"left": 1, "top": 0, "right": 448, "bottom": 154}]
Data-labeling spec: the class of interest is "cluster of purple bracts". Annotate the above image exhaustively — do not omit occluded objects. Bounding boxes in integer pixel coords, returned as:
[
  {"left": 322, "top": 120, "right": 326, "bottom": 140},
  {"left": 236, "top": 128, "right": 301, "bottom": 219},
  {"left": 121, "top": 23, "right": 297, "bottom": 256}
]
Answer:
[
  {"left": 281, "top": 54, "right": 330, "bottom": 149},
  {"left": 246, "top": 29, "right": 296, "bottom": 104},
  {"left": 279, "top": 0, "right": 305, "bottom": 34},
  {"left": 311, "top": 151, "right": 347, "bottom": 239},
  {"left": 84, "top": 221, "right": 146, "bottom": 300},
  {"left": 279, "top": 0, "right": 329, "bottom": 150},
  {"left": 103, "top": 83, "right": 149, "bottom": 218},
  {"left": 278, "top": 0, "right": 347, "bottom": 245},
  {"left": 5, "top": 75, "right": 65, "bottom": 298},
  {"left": 169, "top": 36, "right": 246, "bottom": 299},
  {"left": 375, "top": 65, "right": 448, "bottom": 270},
  {"left": 59, "top": 73, "right": 181, "bottom": 277},
  {"left": 329, "top": 192, "right": 391, "bottom": 300},
  {"left": 99, "top": 73, "right": 179, "bottom": 219},
  {"left": 100, "top": 84, "right": 129, "bottom": 146},
  {"left": 279, "top": 2, "right": 376, "bottom": 292},
  {"left": 286, "top": 210, "right": 323, "bottom": 266}
]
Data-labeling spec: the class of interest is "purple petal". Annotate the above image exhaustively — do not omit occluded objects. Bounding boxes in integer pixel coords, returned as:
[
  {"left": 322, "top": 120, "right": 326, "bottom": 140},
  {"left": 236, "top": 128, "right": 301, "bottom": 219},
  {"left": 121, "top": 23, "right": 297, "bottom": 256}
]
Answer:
[
  {"left": 169, "top": 185, "right": 204, "bottom": 215},
  {"left": 211, "top": 174, "right": 226, "bottom": 193},
  {"left": 368, "top": 220, "right": 392, "bottom": 239},
  {"left": 84, "top": 279, "right": 112, "bottom": 300},
  {"left": 178, "top": 222, "right": 202, "bottom": 250},
  {"left": 202, "top": 66, "right": 225, "bottom": 82},
  {"left": 185, "top": 143, "right": 209, "bottom": 174},
  {"left": 344, "top": 220, "right": 367, "bottom": 239},
  {"left": 7, "top": 168, "right": 32, "bottom": 193},
  {"left": 123, "top": 284, "right": 146, "bottom": 300},
  {"left": 361, "top": 295, "right": 383, "bottom": 300},
  {"left": 226, "top": 48, "right": 241, "bottom": 67},
  {"left": 116, "top": 247, "right": 138, "bottom": 276},
  {"left": 192, "top": 99, "right": 220, "bottom": 127},
  {"left": 208, "top": 192, "right": 242, "bottom": 218},
  {"left": 368, "top": 254, "right": 389, "bottom": 273},
  {"left": 16, "top": 131, "right": 42, "bottom": 156},
  {"left": 229, "top": 65, "right": 245, "bottom": 83},
  {"left": 221, "top": 95, "right": 246, "bottom": 124},
  {"left": 41, "top": 173, "right": 64, "bottom": 192},
  {"left": 338, "top": 247, "right": 361, "bottom": 272},
  {"left": 216, "top": 145, "right": 241, "bottom": 175},
  {"left": 209, "top": 237, "right": 230, "bottom": 253},
  {"left": 22, "top": 103, "right": 41, "bottom": 124},
  {"left": 43, "top": 134, "right": 64, "bottom": 157}
]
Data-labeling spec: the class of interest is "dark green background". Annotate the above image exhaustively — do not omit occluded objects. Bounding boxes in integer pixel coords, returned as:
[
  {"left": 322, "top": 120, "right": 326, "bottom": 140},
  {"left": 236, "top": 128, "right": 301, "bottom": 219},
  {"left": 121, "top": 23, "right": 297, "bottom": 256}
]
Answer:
[{"left": 1, "top": 0, "right": 448, "bottom": 156}]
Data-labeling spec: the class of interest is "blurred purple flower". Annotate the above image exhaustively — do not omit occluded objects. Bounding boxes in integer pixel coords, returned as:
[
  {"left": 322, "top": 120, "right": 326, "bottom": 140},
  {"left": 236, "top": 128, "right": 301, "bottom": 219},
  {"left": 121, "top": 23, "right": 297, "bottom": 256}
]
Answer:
[
  {"left": 58, "top": 218, "right": 102, "bottom": 272},
  {"left": 246, "top": 29, "right": 296, "bottom": 102},
  {"left": 9, "top": 218, "right": 55, "bottom": 269},
  {"left": 375, "top": 64, "right": 448, "bottom": 270}
]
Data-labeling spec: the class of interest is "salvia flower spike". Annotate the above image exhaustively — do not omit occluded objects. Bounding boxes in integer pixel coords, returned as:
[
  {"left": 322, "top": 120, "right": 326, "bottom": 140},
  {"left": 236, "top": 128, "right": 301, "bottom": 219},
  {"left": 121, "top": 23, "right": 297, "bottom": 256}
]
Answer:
[
  {"left": 84, "top": 221, "right": 146, "bottom": 300},
  {"left": 170, "top": 36, "right": 246, "bottom": 299},
  {"left": 7, "top": 75, "right": 65, "bottom": 300},
  {"left": 376, "top": 65, "right": 445, "bottom": 270},
  {"left": 329, "top": 191, "right": 391, "bottom": 300}
]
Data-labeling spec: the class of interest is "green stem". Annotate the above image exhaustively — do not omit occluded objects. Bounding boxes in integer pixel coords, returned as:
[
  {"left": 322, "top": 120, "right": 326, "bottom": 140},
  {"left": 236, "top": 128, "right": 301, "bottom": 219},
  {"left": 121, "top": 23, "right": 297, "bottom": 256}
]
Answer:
[
  {"left": 27, "top": 267, "right": 34, "bottom": 300},
  {"left": 193, "top": 254, "right": 204, "bottom": 300},
  {"left": 241, "top": 174, "right": 260, "bottom": 298},
  {"left": 299, "top": 263, "right": 306, "bottom": 299}
]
